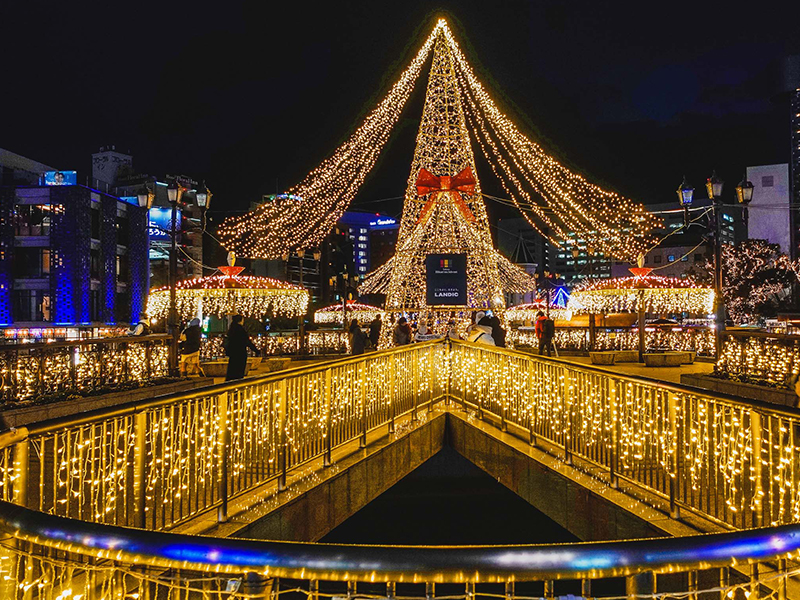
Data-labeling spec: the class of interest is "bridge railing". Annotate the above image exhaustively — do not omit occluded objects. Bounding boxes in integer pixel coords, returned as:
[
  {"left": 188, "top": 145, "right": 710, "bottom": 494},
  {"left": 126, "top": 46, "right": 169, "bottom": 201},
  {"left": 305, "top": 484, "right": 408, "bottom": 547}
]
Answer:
[
  {"left": 0, "top": 340, "right": 447, "bottom": 531},
  {"left": 716, "top": 329, "right": 800, "bottom": 389},
  {"left": 0, "top": 333, "right": 171, "bottom": 402},
  {"left": 0, "top": 497, "right": 798, "bottom": 599},
  {"left": 450, "top": 339, "right": 800, "bottom": 531}
]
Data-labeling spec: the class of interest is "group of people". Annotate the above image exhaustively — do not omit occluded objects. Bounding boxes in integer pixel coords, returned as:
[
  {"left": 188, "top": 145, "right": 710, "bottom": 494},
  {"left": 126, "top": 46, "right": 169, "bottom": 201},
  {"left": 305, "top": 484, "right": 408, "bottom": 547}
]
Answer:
[{"left": 178, "top": 314, "right": 258, "bottom": 381}]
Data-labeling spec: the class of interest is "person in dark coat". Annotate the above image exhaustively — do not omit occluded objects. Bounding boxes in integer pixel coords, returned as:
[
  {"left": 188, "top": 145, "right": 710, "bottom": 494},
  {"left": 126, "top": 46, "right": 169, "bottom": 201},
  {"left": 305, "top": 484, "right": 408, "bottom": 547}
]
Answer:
[
  {"left": 349, "top": 320, "right": 366, "bottom": 355},
  {"left": 225, "top": 315, "right": 259, "bottom": 381},
  {"left": 393, "top": 316, "right": 412, "bottom": 346},
  {"left": 488, "top": 315, "right": 506, "bottom": 348},
  {"left": 179, "top": 318, "right": 203, "bottom": 376},
  {"left": 368, "top": 314, "right": 382, "bottom": 348}
]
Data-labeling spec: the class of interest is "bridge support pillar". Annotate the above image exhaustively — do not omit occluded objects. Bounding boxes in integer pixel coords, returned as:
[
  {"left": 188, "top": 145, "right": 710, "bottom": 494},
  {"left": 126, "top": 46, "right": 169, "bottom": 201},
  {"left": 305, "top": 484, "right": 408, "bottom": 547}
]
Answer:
[
  {"left": 626, "top": 571, "right": 654, "bottom": 599},
  {"left": 425, "top": 581, "right": 435, "bottom": 600},
  {"left": 668, "top": 392, "right": 681, "bottom": 519},
  {"left": 504, "top": 580, "right": 514, "bottom": 599},
  {"left": 465, "top": 582, "right": 474, "bottom": 600},
  {"left": 324, "top": 370, "right": 333, "bottom": 466},
  {"left": 278, "top": 381, "right": 288, "bottom": 491},
  {"left": 133, "top": 411, "right": 147, "bottom": 528},
  {"left": 387, "top": 581, "right": 396, "bottom": 599}
]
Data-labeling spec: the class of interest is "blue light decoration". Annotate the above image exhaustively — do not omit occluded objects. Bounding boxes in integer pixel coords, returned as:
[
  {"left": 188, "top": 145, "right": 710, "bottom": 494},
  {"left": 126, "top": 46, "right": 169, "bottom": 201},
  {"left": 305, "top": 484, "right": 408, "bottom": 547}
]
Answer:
[
  {"left": 43, "top": 171, "right": 77, "bottom": 186},
  {"left": 148, "top": 207, "right": 181, "bottom": 240},
  {"left": 552, "top": 287, "right": 570, "bottom": 308}
]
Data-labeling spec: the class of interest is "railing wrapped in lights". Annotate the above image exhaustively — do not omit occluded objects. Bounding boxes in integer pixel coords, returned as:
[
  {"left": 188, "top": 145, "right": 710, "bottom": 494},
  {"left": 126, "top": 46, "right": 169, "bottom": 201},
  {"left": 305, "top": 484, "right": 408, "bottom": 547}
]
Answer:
[
  {"left": 4, "top": 339, "right": 800, "bottom": 597},
  {"left": 200, "top": 331, "right": 349, "bottom": 360},
  {"left": 509, "top": 326, "right": 716, "bottom": 356},
  {"left": 0, "top": 334, "right": 170, "bottom": 402},
  {"left": 716, "top": 329, "right": 800, "bottom": 389},
  {"left": 0, "top": 340, "right": 447, "bottom": 530}
]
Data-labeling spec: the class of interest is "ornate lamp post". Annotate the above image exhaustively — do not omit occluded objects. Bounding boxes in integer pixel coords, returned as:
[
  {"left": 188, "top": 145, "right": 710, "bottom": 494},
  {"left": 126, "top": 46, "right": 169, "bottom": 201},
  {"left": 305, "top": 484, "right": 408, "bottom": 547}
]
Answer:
[
  {"left": 676, "top": 171, "right": 753, "bottom": 359},
  {"left": 144, "top": 179, "right": 211, "bottom": 376}
]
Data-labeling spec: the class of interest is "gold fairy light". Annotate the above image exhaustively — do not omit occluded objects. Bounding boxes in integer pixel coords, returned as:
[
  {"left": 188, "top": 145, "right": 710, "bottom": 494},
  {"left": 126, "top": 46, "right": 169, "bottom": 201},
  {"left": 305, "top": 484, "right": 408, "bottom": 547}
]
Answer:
[
  {"left": 314, "top": 302, "right": 384, "bottom": 326},
  {"left": 146, "top": 270, "right": 308, "bottom": 322},
  {"left": 568, "top": 270, "right": 714, "bottom": 315},
  {"left": 217, "top": 18, "right": 659, "bottom": 265}
]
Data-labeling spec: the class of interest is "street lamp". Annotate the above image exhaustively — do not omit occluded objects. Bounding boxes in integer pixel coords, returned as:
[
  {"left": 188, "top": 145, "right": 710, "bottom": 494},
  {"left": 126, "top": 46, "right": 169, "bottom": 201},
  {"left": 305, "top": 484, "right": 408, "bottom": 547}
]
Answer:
[
  {"left": 137, "top": 185, "right": 154, "bottom": 210},
  {"left": 736, "top": 172, "right": 754, "bottom": 224},
  {"left": 676, "top": 176, "right": 694, "bottom": 227},
  {"left": 705, "top": 171, "right": 726, "bottom": 358},
  {"left": 296, "top": 248, "right": 307, "bottom": 354},
  {"left": 166, "top": 180, "right": 184, "bottom": 374}
]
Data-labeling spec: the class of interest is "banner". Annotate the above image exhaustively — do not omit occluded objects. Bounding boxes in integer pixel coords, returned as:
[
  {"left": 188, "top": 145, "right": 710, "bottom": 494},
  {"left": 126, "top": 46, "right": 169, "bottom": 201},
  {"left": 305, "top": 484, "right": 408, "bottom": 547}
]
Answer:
[
  {"left": 426, "top": 253, "right": 467, "bottom": 305},
  {"left": 43, "top": 171, "right": 77, "bottom": 186},
  {"left": 148, "top": 207, "right": 180, "bottom": 240}
]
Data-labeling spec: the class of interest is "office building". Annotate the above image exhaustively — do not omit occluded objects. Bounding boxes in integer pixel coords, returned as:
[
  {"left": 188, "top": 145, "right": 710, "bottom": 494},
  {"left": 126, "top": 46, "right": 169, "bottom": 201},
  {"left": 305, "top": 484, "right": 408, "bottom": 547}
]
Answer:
[{"left": 0, "top": 179, "right": 149, "bottom": 327}]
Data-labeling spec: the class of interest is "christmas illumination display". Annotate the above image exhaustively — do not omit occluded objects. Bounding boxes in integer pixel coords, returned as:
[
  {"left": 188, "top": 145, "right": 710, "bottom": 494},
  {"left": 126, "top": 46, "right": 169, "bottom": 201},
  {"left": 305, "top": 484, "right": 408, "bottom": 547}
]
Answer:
[
  {"left": 711, "top": 240, "right": 800, "bottom": 325},
  {"left": 359, "top": 29, "right": 534, "bottom": 340},
  {"left": 569, "top": 269, "right": 714, "bottom": 316},
  {"left": 146, "top": 266, "right": 309, "bottom": 322},
  {"left": 314, "top": 301, "right": 384, "bottom": 326},
  {"left": 0, "top": 336, "right": 170, "bottom": 402},
  {"left": 716, "top": 332, "right": 800, "bottom": 389},
  {"left": 509, "top": 326, "right": 715, "bottom": 356},
  {"left": 504, "top": 301, "right": 569, "bottom": 323},
  {"left": 218, "top": 19, "right": 659, "bottom": 265}
]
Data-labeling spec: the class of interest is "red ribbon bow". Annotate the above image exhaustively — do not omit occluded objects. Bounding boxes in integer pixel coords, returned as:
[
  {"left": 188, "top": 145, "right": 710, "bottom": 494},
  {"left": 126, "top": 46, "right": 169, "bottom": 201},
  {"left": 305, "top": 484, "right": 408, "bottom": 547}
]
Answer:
[{"left": 414, "top": 167, "right": 477, "bottom": 224}]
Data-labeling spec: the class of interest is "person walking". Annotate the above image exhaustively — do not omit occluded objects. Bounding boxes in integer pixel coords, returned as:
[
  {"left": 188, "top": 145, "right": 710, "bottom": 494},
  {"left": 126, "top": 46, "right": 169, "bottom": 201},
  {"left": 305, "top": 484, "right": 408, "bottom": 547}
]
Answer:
[
  {"left": 128, "top": 313, "right": 150, "bottom": 336},
  {"left": 349, "top": 320, "right": 366, "bottom": 355},
  {"left": 179, "top": 318, "right": 203, "bottom": 376},
  {"left": 368, "top": 314, "right": 382, "bottom": 348},
  {"left": 535, "top": 310, "right": 555, "bottom": 356},
  {"left": 488, "top": 314, "right": 506, "bottom": 348},
  {"left": 392, "top": 316, "right": 412, "bottom": 346},
  {"left": 225, "top": 315, "right": 259, "bottom": 381}
]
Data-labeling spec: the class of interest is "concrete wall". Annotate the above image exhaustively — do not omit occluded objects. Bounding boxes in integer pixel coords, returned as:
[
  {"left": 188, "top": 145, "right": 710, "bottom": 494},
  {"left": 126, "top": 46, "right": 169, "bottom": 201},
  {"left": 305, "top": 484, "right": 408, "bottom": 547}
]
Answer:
[{"left": 747, "top": 164, "right": 791, "bottom": 253}]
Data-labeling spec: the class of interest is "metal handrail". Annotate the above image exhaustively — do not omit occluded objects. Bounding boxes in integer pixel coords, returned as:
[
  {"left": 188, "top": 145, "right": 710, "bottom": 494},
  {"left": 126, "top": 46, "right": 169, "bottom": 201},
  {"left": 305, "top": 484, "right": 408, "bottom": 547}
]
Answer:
[
  {"left": 452, "top": 339, "right": 800, "bottom": 419},
  {"left": 1, "top": 498, "right": 799, "bottom": 582},
  {"left": 0, "top": 333, "right": 171, "bottom": 352},
  {"left": 1, "top": 338, "right": 444, "bottom": 439}
]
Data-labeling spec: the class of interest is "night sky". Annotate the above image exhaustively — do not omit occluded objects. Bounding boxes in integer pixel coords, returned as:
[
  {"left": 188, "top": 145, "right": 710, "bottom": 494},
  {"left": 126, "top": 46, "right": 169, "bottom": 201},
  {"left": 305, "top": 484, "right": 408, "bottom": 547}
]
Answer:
[{"left": 3, "top": 1, "right": 799, "bottom": 227}]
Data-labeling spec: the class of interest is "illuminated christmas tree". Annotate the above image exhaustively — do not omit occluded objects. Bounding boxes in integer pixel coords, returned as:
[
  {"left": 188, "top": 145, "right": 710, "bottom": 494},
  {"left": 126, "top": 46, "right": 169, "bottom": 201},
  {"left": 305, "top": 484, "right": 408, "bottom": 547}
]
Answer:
[
  {"left": 217, "top": 19, "right": 660, "bottom": 277},
  {"left": 359, "top": 29, "right": 533, "bottom": 330}
]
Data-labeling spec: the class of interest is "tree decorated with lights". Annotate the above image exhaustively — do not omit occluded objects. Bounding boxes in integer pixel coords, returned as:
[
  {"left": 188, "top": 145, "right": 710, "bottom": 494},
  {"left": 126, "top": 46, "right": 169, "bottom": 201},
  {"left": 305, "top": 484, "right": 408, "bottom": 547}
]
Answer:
[
  {"left": 217, "top": 18, "right": 660, "bottom": 307},
  {"left": 706, "top": 240, "right": 800, "bottom": 324}
]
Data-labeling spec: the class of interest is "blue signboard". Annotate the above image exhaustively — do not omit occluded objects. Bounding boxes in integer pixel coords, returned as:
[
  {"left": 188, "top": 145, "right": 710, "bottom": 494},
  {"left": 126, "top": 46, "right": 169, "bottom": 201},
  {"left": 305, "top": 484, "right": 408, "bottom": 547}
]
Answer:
[
  {"left": 148, "top": 207, "right": 180, "bottom": 240},
  {"left": 43, "top": 171, "right": 77, "bottom": 186},
  {"left": 369, "top": 217, "right": 397, "bottom": 228}
]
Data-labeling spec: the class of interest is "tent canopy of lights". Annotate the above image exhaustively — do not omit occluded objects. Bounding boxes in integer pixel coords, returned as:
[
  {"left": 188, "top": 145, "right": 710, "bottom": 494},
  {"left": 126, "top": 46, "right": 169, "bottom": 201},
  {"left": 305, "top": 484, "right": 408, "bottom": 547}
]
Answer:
[
  {"left": 314, "top": 301, "right": 384, "bottom": 326},
  {"left": 217, "top": 19, "right": 660, "bottom": 303},
  {"left": 568, "top": 268, "right": 714, "bottom": 316},
  {"left": 146, "top": 266, "right": 309, "bottom": 322}
]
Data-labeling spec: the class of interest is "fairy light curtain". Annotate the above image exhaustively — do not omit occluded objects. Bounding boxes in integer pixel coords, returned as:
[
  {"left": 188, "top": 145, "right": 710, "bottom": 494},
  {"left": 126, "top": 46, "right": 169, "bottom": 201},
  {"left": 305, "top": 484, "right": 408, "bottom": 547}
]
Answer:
[{"left": 218, "top": 19, "right": 659, "bottom": 264}]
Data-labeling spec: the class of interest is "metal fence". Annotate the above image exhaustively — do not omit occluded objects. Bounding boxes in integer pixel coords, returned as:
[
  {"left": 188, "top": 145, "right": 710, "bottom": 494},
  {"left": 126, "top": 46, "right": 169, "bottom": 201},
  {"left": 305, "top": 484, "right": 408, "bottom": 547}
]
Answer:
[
  {"left": 0, "top": 340, "right": 447, "bottom": 531},
  {"left": 0, "top": 334, "right": 171, "bottom": 402},
  {"left": 3, "top": 339, "right": 800, "bottom": 598},
  {"left": 716, "top": 330, "right": 800, "bottom": 389},
  {"left": 450, "top": 339, "right": 800, "bottom": 531},
  {"left": 510, "top": 326, "right": 715, "bottom": 356}
]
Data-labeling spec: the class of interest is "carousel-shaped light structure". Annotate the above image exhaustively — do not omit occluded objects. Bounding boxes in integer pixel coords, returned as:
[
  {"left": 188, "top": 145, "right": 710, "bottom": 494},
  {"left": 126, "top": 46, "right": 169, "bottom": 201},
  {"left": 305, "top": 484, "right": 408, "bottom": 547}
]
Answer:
[
  {"left": 314, "top": 301, "right": 384, "bottom": 326},
  {"left": 147, "top": 266, "right": 309, "bottom": 322},
  {"left": 568, "top": 268, "right": 714, "bottom": 316}
]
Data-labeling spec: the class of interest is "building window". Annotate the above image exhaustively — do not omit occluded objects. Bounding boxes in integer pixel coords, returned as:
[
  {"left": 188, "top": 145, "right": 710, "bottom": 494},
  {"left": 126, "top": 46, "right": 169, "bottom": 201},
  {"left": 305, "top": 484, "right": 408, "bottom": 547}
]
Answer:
[
  {"left": 116, "top": 215, "right": 129, "bottom": 246},
  {"left": 681, "top": 255, "right": 689, "bottom": 262},
  {"left": 13, "top": 204, "right": 52, "bottom": 236},
  {"left": 116, "top": 254, "right": 129, "bottom": 282},
  {"left": 359, "top": 228, "right": 367, "bottom": 234},
  {"left": 667, "top": 255, "right": 675, "bottom": 262},
  {"left": 694, "top": 254, "right": 703, "bottom": 262},
  {"left": 654, "top": 255, "right": 662, "bottom": 264},
  {"left": 91, "top": 208, "right": 101, "bottom": 239},
  {"left": 12, "top": 290, "right": 51, "bottom": 322},
  {"left": 90, "top": 249, "right": 101, "bottom": 279},
  {"left": 13, "top": 248, "right": 51, "bottom": 278},
  {"left": 762, "top": 175, "right": 774, "bottom": 188}
]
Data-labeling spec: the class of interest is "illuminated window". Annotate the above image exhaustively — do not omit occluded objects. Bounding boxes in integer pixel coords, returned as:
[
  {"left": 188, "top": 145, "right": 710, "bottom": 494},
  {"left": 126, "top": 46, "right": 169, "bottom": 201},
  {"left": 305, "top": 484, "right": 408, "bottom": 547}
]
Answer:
[
  {"left": 668, "top": 255, "right": 675, "bottom": 262},
  {"left": 762, "top": 175, "right": 774, "bottom": 187}
]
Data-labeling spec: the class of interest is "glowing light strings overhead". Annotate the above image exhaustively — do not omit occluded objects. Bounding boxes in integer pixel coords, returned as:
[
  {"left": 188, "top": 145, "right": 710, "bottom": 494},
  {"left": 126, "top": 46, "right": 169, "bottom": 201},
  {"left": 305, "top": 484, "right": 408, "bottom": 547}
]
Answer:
[
  {"left": 218, "top": 18, "right": 660, "bottom": 264},
  {"left": 217, "top": 24, "right": 441, "bottom": 258}
]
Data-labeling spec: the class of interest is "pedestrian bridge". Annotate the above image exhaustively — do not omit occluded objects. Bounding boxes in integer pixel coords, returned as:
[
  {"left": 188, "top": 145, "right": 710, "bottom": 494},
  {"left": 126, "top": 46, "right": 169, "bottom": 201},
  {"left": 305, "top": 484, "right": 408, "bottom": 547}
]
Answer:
[{"left": 1, "top": 339, "right": 799, "bottom": 599}]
